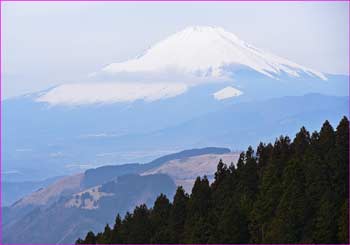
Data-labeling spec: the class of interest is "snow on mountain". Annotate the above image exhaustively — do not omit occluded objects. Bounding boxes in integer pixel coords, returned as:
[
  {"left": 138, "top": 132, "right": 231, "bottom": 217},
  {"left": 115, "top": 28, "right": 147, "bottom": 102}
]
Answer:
[
  {"left": 103, "top": 25, "right": 326, "bottom": 80},
  {"left": 36, "top": 25, "right": 327, "bottom": 105},
  {"left": 36, "top": 82, "right": 188, "bottom": 105},
  {"left": 213, "top": 86, "right": 243, "bottom": 100}
]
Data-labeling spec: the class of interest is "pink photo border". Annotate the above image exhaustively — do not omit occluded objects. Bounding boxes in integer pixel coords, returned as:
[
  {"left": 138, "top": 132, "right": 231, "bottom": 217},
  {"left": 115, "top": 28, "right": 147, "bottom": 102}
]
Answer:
[{"left": 0, "top": 0, "right": 348, "bottom": 244}]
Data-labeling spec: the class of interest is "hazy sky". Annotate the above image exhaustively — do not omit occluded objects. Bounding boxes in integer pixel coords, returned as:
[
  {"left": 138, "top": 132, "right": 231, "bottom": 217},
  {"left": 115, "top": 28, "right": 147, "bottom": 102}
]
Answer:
[{"left": 2, "top": 2, "right": 349, "bottom": 98}]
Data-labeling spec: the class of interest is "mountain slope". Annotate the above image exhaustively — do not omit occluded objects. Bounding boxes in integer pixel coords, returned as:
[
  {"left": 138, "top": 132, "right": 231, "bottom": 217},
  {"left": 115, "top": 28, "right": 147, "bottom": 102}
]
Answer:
[
  {"left": 11, "top": 174, "right": 84, "bottom": 209},
  {"left": 3, "top": 174, "right": 176, "bottom": 244},
  {"left": 103, "top": 25, "right": 325, "bottom": 80},
  {"left": 2, "top": 176, "right": 64, "bottom": 207},
  {"left": 8, "top": 147, "right": 229, "bottom": 208},
  {"left": 142, "top": 152, "right": 240, "bottom": 192},
  {"left": 3, "top": 148, "right": 234, "bottom": 244},
  {"left": 112, "top": 93, "right": 348, "bottom": 150}
]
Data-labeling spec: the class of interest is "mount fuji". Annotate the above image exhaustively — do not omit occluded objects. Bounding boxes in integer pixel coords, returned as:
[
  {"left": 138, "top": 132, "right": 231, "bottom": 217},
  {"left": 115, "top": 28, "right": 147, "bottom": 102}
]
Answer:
[
  {"left": 102, "top": 26, "right": 325, "bottom": 79},
  {"left": 3, "top": 26, "right": 348, "bottom": 181},
  {"left": 34, "top": 25, "right": 344, "bottom": 106}
]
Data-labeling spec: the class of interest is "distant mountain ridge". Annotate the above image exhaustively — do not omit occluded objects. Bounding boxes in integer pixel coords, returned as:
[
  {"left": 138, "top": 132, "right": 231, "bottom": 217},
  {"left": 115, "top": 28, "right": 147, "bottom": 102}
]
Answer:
[
  {"left": 6, "top": 147, "right": 229, "bottom": 208},
  {"left": 82, "top": 147, "right": 230, "bottom": 188},
  {"left": 142, "top": 152, "right": 239, "bottom": 192},
  {"left": 3, "top": 93, "right": 347, "bottom": 182},
  {"left": 2, "top": 147, "right": 236, "bottom": 244},
  {"left": 100, "top": 93, "right": 348, "bottom": 151}
]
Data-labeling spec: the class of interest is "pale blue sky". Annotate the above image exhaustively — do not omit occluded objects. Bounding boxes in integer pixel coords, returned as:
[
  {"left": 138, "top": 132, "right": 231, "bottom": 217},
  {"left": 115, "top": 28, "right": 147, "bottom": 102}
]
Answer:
[{"left": 2, "top": 1, "right": 349, "bottom": 98}]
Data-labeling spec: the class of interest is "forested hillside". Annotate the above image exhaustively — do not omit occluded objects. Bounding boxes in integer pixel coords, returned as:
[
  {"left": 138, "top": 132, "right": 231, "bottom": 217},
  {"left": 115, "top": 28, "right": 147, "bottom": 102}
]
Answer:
[{"left": 77, "top": 117, "right": 349, "bottom": 244}]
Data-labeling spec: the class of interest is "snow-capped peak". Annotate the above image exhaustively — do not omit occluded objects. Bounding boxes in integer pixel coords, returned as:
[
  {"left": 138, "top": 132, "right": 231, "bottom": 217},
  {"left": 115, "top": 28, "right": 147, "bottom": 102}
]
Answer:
[
  {"left": 213, "top": 86, "right": 243, "bottom": 100},
  {"left": 35, "top": 26, "right": 328, "bottom": 106},
  {"left": 103, "top": 25, "right": 326, "bottom": 80}
]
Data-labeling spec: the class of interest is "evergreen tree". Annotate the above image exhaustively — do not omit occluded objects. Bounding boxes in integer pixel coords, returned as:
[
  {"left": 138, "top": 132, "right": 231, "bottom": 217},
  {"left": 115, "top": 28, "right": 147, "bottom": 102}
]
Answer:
[
  {"left": 212, "top": 159, "right": 228, "bottom": 189},
  {"left": 188, "top": 176, "right": 211, "bottom": 217},
  {"left": 318, "top": 120, "right": 336, "bottom": 156},
  {"left": 312, "top": 191, "right": 338, "bottom": 243},
  {"left": 95, "top": 232, "right": 104, "bottom": 244},
  {"left": 150, "top": 194, "right": 172, "bottom": 243},
  {"left": 84, "top": 231, "right": 96, "bottom": 244},
  {"left": 236, "top": 146, "right": 258, "bottom": 217},
  {"left": 337, "top": 200, "right": 349, "bottom": 243},
  {"left": 236, "top": 152, "right": 245, "bottom": 170},
  {"left": 265, "top": 160, "right": 308, "bottom": 243},
  {"left": 75, "top": 238, "right": 84, "bottom": 244},
  {"left": 127, "top": 204, "right": 152, "bottom": 243},
  {"left": 334, "top": 117, "right": 349, "bottom": 200},
  {"left": 100, "top": 224, "right": 112, "bottom": 244},
  {"left": 211, "top": 159, "right": 233, "bottom": 225},
  {"left": 243, "top": 146, "right": 259, "bottom": 200},
  {"left": 256, "top": 142, "right": 273, "bottom": 178},
  {"left": 168, "top": 186, "right": 189, "bottom": 243},
  {"left": 292, "top": 126, "right": 311, "bottom": 157},
  {"left": 215, "top": 200, "right": 249, "bottom": 243},
  {"left": 184, "top": 176, "right": 212, "bottom": 243},
  {"left": 111, "top": 214, "right": 123, "bottom": 243}
]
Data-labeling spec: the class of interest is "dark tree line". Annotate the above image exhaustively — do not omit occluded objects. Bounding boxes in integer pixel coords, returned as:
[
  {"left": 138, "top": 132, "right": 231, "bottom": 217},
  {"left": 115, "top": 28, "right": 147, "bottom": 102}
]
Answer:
[{"left": 77, "top": 117, "right": 349, "bottom": 244}]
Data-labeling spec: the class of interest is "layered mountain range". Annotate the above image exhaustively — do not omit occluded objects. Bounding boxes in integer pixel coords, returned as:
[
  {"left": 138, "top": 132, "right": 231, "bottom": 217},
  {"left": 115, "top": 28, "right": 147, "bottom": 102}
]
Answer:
[{"left": 3, "top": 147, "right": 238, "bottom": 244}]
